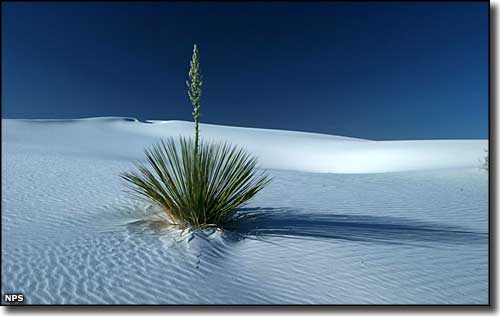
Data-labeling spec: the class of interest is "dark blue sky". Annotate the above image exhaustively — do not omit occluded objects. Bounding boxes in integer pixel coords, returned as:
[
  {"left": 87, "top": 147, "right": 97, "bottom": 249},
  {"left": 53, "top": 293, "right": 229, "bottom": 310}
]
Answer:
[{"left": 2, "top": 2, "right": 488, "bottom": 140}]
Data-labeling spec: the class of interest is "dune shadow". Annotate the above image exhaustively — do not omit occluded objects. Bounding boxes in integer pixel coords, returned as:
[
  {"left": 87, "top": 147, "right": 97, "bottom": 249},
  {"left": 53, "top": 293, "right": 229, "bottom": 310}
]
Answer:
[{"left": 224, "top": 207, "right": 488, "bottom": 247}]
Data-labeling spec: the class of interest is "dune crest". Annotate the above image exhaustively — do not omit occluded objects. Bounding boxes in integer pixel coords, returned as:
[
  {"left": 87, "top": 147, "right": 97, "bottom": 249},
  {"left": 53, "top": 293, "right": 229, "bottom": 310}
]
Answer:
[{"left": 2, "top": 117, "right": 487, "bottom": 173}]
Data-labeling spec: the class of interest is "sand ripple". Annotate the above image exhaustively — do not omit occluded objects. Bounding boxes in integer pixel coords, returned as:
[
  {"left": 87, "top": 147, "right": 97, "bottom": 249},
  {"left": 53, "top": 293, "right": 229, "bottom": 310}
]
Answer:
[{"left": 2, "top": 147, "right": 488, "bottom": 304}]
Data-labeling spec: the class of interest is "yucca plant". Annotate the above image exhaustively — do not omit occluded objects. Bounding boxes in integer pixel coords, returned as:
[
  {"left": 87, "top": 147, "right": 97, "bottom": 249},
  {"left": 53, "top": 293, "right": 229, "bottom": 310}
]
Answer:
[
  {"left": 482, "top": 149, "right": 489, "bottom": 171},
  {"left": 122, "top": 44, "right": 270, "bottom": 229},
  {"left": 122, "top": 138, "right": 269, "bottom": 229}
]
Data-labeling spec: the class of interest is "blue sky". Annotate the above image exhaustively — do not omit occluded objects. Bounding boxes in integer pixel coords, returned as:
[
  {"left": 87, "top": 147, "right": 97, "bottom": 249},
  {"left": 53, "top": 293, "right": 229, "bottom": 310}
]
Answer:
[{"left": 2, "top": 2, "right": 488, "bottom": 140}]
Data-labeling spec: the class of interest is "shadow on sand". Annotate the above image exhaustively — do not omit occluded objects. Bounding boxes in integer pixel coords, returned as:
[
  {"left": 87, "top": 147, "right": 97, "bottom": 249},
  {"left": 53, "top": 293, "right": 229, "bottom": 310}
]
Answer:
[{"left": 223, "top": 207, "right": 488, "bottom": 247}]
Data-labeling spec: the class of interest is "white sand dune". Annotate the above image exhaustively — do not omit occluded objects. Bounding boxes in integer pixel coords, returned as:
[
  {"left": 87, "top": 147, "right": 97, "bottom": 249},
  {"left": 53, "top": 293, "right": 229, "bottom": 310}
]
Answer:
[
  {"left": 3, "top": 117, "right": 487, "bottom": 173},
  {"left": 1, "top": 117, "right": 488, "bottom": 304}
]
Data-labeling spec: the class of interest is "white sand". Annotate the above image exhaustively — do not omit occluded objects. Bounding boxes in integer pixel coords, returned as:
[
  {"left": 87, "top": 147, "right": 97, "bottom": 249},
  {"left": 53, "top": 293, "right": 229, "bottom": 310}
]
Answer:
[{"left": 1, "top": 117, "right": 488, "bottom": 304}]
